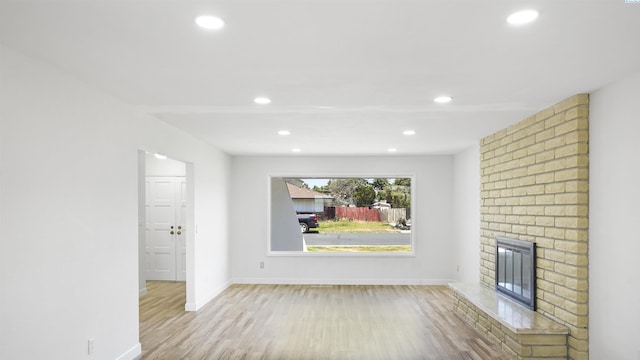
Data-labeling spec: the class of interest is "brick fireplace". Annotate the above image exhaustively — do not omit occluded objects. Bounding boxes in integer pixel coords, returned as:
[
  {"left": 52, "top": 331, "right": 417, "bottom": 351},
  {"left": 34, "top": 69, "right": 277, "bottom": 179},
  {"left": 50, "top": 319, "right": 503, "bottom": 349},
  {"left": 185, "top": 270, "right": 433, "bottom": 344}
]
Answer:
[{"left": 478, "top": 94, "right": 589, "bottom": 359}]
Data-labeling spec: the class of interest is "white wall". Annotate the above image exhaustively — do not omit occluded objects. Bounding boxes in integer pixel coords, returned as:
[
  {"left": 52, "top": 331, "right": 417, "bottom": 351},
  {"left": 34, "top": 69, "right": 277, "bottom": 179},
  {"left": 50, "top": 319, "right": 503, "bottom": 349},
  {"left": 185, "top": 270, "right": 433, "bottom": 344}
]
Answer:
[
  {"left": 452, "top": 144, "right": 480, "bottom": 283},
  {"left": 589, "top": 72, "right": 640, "bottom": 360},
  {"left": 0, "top": 44, "right": 232, "bottom": 360},
  {"left": 230, "top": 156, "right": 455, "bottom": 284},
  {"left": 0, "top": 44, "right": 141, "bottom": 360}
]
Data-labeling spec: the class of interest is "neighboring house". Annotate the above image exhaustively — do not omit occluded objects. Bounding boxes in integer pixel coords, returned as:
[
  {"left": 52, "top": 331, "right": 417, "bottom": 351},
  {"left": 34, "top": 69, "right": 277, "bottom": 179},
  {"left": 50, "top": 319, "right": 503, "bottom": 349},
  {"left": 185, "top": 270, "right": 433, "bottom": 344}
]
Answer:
[
  {"left": 286, "top": 182, "right": 334, "bottom": 213},
  {"left": 370, "top": 201, "right": 391, "bottom": 209}
]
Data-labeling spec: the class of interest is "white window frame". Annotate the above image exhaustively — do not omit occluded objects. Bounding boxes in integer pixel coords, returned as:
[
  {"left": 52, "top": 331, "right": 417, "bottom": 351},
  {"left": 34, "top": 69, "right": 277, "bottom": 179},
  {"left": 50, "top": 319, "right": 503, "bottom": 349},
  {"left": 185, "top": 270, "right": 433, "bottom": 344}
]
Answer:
[{"left": 267, "top": 173, "right": 416, "bottom": 257}]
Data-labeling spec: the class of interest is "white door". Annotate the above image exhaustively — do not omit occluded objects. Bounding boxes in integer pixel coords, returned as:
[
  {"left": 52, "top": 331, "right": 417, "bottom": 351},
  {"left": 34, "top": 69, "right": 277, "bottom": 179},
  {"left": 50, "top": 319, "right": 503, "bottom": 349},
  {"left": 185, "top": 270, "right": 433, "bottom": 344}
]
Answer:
[{"left": 145, "top": 177, "right": 187, "bottom": 281}]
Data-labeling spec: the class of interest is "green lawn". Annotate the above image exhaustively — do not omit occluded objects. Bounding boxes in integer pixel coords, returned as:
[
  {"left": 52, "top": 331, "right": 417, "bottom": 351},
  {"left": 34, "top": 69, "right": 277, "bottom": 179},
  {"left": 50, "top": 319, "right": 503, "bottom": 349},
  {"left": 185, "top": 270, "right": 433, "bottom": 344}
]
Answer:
[
  {"left": 306, "top": 245, "right": 411, "bottom": 252},
  {"left": 318, "top": 220, "right": 400, "bottom": 234}
]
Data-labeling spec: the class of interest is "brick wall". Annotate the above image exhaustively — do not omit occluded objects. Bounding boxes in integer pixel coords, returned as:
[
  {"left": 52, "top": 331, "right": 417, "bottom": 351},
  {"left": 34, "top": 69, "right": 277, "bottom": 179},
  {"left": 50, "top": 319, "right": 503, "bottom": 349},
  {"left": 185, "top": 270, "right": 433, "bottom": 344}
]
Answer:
[
  {"left": 480, "top": 94, "right": 589, "bottom": 360},
  {"left": 452, "top": 289, "right": 569, "bottom": 359}
]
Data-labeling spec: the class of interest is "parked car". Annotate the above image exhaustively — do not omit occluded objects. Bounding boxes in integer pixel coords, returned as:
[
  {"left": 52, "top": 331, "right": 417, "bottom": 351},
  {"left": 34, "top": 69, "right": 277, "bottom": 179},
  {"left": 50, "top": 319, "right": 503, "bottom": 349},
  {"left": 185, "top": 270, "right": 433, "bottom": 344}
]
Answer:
[{"left": 296, "top": 213, "right": 318, "bottom": 233}]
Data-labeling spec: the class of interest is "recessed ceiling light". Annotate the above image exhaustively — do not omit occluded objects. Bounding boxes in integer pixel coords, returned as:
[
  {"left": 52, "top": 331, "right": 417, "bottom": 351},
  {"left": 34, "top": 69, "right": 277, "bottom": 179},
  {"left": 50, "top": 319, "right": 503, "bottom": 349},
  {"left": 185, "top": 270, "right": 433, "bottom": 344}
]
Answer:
[
  {"left": 154, "top": 153, "right": 167, "bottom": 160},
  {"left": 507, "top": 10, "right": 539, "bottom": 25},
  {"left": 402, "top": 130, "right": 416, "bottom": 136},
  {"left": 278, "top": 130, "right": 291, "bottom": 136},
  {"left": 254, "top": 97, "right": 271, "bottom": 105},
  {"left": 291, "top": 148, "right": 301, "bottom": 153},
  {"left": 387, "top": 148, "right": 398, "bottom": 153},
  {"left": 195, "top": 15, "right": 225, "bottom": 30},
  {"left": 434, "top": 96, "right": 453, "bottom": 103}
]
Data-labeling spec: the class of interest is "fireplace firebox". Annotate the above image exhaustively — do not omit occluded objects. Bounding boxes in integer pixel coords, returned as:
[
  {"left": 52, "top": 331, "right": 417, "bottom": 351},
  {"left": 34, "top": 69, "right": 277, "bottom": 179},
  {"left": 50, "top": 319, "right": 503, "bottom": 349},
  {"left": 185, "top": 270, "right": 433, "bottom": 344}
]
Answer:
[{"left": 495, "top": 237, "right": 536, "bottom": 310}]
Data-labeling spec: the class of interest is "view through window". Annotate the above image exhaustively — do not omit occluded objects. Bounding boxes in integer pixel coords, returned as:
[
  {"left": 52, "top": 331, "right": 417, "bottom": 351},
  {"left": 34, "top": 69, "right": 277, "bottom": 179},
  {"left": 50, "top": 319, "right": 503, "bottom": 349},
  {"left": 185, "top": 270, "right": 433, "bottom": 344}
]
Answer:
[{"left": 270, "top": 177, "right": 413, "bottom": 254}]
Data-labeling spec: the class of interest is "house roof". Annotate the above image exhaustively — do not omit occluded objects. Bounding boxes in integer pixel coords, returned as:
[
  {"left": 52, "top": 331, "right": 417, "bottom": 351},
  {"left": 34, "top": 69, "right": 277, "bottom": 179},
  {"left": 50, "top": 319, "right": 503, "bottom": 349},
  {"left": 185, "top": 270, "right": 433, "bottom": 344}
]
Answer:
[{"left": 286, "top": 183, "right": 334, "bottom": 200}]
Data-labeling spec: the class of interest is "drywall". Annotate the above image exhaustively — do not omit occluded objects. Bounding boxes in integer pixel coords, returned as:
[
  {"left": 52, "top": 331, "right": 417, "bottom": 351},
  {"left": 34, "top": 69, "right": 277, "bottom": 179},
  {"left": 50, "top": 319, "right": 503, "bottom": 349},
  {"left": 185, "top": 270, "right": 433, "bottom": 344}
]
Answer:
[
  {"left": 452, "top": 144, "right": 480, "bottom": 283},
  {"left": 0, "top": 44, "right": 232, "bottom": 360},
  {"left": 230, "top": 155, "right": 455, "bottom": 284},
  {"left": 0, "top": 44, "right": 141, "bottom": 360},
  {"left": 589, "top": 72, "right": 640, "bottom": 360}
]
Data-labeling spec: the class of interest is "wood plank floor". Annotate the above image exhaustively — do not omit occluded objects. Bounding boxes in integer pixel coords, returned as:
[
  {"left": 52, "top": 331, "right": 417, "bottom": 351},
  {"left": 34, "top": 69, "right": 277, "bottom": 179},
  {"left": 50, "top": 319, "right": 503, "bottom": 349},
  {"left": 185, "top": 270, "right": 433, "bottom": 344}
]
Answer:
[{"left": 139, "top": 281, "right": 511, "bottom": 360}]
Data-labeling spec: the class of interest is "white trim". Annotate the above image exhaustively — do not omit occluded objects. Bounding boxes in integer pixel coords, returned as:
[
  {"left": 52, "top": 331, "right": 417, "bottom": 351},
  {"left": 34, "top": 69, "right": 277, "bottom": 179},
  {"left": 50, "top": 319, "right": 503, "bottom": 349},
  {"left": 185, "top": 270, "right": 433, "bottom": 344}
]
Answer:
[
  {"left": 138, "top": 287, "right": 147, "bottom": 297},
  {"left": 420, "top": 279, "right": 455, "bottom": 285},
  {"left": 231, "top": 278, "right": 455, "bottom": 286},
  {"left": 267, "top": 173, "right": 416, "bottom": 256},
  {"left": 185, "top": 281, "right": 231, "bottom": 311},
  {"left": 115, "top": 343, "right": 141, "bottom": 360},
  {"left": 267, "top": 250, "right": 416, "bottom": 258}
]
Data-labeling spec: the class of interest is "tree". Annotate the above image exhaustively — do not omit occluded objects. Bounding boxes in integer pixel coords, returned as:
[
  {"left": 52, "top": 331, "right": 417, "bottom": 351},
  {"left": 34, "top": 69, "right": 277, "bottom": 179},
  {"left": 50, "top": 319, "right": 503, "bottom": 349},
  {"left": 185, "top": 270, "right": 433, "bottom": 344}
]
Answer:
[
  {"left": 383, "top": 187, "right": 393, "bottom": 204},
  {"left": 353, "top": 184, "right": 376, "bottom": 207},
  {"left": 394, "top": 178, "right": 411, "bottom": 187},
  {"left": 327, "top": 178, "right": 367, "bottom": 205},
  {"left": 371, "top": 178, "right": 390, "bottom": 191},
  {"left": 312, "top": 185, "right": 329, "bottom": 193},
  {"left": 392, "top": 192, "right": 411, "bottom": 208}
]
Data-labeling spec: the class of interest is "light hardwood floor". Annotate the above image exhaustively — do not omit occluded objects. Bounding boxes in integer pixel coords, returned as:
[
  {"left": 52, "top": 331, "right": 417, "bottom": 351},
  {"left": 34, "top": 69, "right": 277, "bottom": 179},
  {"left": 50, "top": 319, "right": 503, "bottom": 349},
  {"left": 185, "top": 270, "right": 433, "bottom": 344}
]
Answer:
[{"left": 139, "top": 281, "right": 511, "bottom": 360}]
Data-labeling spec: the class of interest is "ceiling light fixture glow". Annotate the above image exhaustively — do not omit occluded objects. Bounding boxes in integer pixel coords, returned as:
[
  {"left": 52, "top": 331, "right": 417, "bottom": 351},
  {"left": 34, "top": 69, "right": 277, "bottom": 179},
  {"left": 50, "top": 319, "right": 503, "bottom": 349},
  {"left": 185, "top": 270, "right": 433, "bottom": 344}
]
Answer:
[
  {"left": 291, "top": 148, "right": 301, "bottom": 153},
  {"left": 387, "top": 148, "right": 398, "bottom": 153},
  {"left": 254, "top": 97, "right": 271, "bottom": 105},
  {"left": 434, "top": 96, "right": 453, "bottom": 103},
  {"left": 507, "top": 10, "right": 539, "bottom": 25},
  {"left": 278, "top": 130, "right": 291, "bottom": 136},
  {"left": 402, "top": 130, "right": 416, "bottom": 136},
  {"left": 195, "top": 15, "right": 225, "bottom": 30}
]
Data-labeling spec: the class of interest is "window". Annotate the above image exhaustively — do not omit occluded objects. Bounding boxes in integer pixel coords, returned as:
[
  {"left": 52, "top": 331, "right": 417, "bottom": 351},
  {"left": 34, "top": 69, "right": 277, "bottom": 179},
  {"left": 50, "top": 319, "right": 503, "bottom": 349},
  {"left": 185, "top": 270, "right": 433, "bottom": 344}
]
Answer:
[{"left": 269, "top": 176, "right": 414, "bottom": 255}]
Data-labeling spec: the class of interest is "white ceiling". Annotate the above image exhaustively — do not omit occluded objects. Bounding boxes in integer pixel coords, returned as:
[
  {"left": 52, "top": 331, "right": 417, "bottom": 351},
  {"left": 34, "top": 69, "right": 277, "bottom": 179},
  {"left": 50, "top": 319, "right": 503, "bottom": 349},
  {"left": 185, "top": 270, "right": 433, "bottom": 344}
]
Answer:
[{"left": 1, "top": 0, "right": 639, "bottom": 156}]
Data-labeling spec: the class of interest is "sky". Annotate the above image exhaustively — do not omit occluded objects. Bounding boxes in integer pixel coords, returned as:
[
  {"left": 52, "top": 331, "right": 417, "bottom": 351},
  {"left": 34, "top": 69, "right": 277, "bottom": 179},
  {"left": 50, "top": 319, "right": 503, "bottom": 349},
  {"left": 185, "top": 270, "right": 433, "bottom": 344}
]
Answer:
[
  {"left": 300, "top": 178, "right": 392, "bottom": 189},
  {"left": 301, "top": 178, "right": 330, "bottom": 188}
]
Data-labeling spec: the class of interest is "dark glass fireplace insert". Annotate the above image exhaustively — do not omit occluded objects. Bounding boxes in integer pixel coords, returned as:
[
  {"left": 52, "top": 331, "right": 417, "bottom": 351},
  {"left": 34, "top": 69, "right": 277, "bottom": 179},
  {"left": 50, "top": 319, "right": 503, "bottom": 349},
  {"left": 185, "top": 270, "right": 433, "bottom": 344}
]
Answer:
[{"left": 495, "top": 236, "right": 536, "bottom": 310}]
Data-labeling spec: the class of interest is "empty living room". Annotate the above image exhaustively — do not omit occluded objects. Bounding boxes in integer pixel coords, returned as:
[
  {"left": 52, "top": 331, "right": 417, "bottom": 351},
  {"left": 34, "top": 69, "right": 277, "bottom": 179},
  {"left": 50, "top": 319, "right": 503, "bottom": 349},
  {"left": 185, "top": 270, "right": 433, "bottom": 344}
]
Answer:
[{"left": 1, "top": 1, "right": 639, "bottom": 360}]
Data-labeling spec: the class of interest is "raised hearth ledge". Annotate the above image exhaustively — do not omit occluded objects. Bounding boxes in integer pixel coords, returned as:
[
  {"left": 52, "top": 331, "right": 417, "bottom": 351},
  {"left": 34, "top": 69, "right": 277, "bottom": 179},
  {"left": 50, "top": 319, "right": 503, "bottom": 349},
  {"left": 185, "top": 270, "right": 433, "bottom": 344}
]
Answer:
[{"left": 449, "top": 282, "right": 569, "bottom": 335}]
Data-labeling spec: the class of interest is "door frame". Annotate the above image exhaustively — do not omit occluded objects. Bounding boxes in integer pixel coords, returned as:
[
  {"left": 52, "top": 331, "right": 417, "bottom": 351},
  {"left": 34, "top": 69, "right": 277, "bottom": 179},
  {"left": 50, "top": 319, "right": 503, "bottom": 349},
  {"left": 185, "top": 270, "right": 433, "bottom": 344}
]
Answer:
[{"left": 137, "top": 149, "right": 195, "bottom": 310}]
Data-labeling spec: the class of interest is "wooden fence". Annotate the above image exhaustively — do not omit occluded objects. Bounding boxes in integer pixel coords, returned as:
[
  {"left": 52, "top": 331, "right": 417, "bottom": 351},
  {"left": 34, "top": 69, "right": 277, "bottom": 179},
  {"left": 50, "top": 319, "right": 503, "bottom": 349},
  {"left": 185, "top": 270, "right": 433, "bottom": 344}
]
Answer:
[
  {"left": 379, "top": 208, "right": 408, "bottom": 224},
  {"left": 334, "top": 206, "right": 381, "bottom": 222},
  {"left": 325, "top": 206, "right": 409, "bottom": 223}
]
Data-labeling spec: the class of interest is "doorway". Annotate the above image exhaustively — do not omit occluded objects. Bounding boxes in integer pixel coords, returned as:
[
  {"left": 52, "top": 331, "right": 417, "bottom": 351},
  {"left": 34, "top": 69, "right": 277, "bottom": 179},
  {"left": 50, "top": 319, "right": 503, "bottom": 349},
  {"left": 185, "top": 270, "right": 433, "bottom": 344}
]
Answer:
[{"left": 138, "top": 152, "right": 189, "bottom": 294}]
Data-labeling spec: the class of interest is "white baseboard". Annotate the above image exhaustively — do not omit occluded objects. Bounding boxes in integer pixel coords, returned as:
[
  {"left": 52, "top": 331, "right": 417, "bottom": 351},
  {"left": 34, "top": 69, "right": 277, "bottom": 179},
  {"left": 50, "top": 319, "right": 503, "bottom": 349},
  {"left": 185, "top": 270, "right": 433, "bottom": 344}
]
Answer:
[
  {"left": 116, "top": 343, "right": 141, "bottom": 360},
  {"left": 138, "top": 287, "right": 147, "bottom": 297},
  {"left": 185, "top": 280, "right": 231, "bottom": 311},
  {"left": 232, "top": 278, "right": 456, "bottom": 286},
  {"left": 420, "top": 279, "right": 456, "bottom": 285}
]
